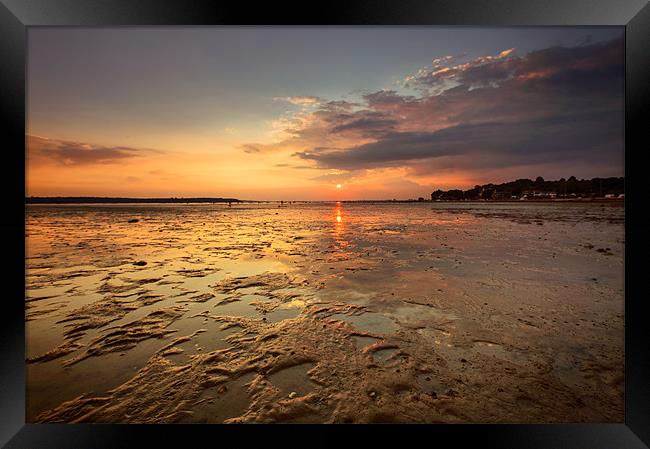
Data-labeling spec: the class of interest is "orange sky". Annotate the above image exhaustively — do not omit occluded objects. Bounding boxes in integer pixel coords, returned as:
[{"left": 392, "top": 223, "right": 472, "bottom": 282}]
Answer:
[
  {"left": 26, "top": 132, "right": 471, "bottom": 200},
  {"left": 26, "top": 28, "right": 624, "bottom": 200}
]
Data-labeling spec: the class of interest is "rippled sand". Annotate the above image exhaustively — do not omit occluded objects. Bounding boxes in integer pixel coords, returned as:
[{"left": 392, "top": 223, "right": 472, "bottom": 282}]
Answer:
[{"left": 25, "top": 201, "right": 624, "bottom": 423}]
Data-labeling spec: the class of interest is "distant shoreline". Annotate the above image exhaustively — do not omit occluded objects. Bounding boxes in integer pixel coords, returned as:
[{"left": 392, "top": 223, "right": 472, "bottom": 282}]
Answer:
[
  {"left": 26, "top": 197, "right": 624, "bottom": 205},
  {"left": 26, "top": 197, "right": 243, "bottom": 204}
]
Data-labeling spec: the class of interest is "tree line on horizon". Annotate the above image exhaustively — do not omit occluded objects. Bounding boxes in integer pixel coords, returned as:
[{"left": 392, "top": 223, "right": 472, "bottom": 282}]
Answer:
[{"left": 431, "top": 176, "right": 624, "bottom": 201}]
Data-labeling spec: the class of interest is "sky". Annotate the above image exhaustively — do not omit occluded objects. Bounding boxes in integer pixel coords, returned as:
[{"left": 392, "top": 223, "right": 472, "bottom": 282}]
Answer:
[{"left": 27, "top": 27, "right": 624, "bottom": 200}]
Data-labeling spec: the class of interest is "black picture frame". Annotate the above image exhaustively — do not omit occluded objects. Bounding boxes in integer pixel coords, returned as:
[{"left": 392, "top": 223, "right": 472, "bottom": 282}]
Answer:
[{"left": 1, "top": 1, "right": 648, "bottom": 447}]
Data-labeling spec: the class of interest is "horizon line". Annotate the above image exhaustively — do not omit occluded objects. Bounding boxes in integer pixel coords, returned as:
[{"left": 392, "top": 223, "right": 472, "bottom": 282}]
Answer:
[{"left": 25, "top": 174, "right": 626, "bottom": 203}]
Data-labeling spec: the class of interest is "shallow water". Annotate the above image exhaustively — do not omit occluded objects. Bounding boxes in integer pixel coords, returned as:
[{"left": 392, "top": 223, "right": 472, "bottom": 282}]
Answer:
[{"left": 26, "top": 201, "right": 624, "bottom": 423}]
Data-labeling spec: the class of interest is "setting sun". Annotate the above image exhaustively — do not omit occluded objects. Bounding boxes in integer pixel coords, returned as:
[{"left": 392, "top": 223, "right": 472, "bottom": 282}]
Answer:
[{"left": 336, "top": 184, "right": 342, "bottom": 189}]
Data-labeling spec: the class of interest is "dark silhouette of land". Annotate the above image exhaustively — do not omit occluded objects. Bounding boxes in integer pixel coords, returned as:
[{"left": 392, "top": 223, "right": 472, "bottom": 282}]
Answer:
[
  {"left": 26, "top": 197, "right": 243, "bottom": 204},
  {"left": 431, "top": 176, "right": 624, "bottom": 201}
]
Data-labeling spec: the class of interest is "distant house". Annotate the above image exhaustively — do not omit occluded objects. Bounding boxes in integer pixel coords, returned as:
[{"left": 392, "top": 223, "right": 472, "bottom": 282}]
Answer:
[{"left": 522, "top": 190, "right": 557, "bottom": 199}]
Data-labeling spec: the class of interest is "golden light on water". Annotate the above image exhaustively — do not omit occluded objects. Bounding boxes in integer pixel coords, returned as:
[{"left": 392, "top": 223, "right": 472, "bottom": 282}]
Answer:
[
  {"left": 332, "top": 202, "right": 349, "bottom": 255},
  {"left": 335, "top": 202, "right": 343, "bottom": 223}
]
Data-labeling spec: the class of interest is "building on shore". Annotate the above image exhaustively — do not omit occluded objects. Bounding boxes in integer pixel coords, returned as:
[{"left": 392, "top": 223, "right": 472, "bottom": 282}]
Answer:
[{"left": 521, "top": 190, "right": 557, "bottom": 199}]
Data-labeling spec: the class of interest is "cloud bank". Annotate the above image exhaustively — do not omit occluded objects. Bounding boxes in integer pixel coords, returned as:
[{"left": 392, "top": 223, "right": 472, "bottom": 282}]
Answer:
[{"left": 245, "top": 37, "right": 623, "bottom": 182}]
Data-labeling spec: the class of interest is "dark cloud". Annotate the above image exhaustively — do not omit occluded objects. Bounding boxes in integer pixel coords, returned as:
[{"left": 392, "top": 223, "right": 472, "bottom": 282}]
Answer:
[
  {"left": 330, "top": 114, "right": 398, "bottom": 137},
  {"left": 321, "top": 100, "right": 361, "bottom": 111},
  {"left": 297, "top": 109, "right": 621, "bottom": 170},
  {"left": 363, "top": 90, "right": 417, "bottom": 108},
  {"left": 28, "top": 135, "right": 160, "bottom": 165},
  {"left": 408, "top": 38, "right": 622, "bottom": 92},
  {"left": 288, "top": 37, "right": 623, "bottom": 176}
]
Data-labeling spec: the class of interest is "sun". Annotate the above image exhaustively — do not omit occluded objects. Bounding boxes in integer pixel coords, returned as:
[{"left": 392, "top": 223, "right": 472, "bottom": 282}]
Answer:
[{"left": 336, "top": 184, "right": 342, "bottom": 189}]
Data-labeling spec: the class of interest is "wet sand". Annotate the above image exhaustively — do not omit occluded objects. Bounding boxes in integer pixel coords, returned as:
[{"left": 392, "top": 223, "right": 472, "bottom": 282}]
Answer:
[{"left": 25, "top": 202, "right": 624, "bottom": 423}]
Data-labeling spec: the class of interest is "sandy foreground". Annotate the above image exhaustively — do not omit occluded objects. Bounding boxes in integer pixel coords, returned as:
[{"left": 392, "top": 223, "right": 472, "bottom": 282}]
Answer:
[{"left": 25, "top": 202, "right": 624, "bottom": 423}]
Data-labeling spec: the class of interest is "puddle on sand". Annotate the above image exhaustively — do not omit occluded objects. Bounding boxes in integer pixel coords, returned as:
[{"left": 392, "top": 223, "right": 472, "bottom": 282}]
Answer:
[
  {"left": 390, "top": 302, "right": 457, "bottom": 326},
  {"left": 352, "top": 335, "right": 380, "bottom": 350},
  {"left": 330, "top": 312, "right": 399, "bottom": 334},
  {"left": 27, "top": 336, "right": 170, "bottom": 420},
  {"left": 268, "top": 363, "right": 317, "bottom": 397},
  {"left": 372, "top": 347, "right": 398, "bottom": 364},
  {"left": 179, "top": 372, "right": 257, "bottom": 423},
  {"left": 165, "top": 326, "right": 242, "bottom": 365},
  {"left": 213, "top": 294, "right": 265, "bottom": 317},
  {"left": 265, "top": 306, "right": 301, "bottom": 323},
  {"left": 213, "top": 292, "right": 303, "bottom": 324}
]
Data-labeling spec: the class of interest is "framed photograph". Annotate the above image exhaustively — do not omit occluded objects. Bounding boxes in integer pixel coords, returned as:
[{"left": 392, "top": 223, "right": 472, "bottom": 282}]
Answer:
[{"left": 2, "top": 0, "right": 649, "bottom": 447}]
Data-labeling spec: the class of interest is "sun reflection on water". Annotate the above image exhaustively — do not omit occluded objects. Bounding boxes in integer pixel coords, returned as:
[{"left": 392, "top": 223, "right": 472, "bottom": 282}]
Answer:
[
  {"left": 334, "top": 202, "right": 344, "bottom": 227},
  {"left": 332, "top": 202, "right": 350, "bottom": 256}
]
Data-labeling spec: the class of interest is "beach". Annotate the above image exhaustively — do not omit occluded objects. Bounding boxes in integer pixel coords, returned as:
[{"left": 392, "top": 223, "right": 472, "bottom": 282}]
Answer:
[{"left": 25, "top": 201, "right": 624, "bottom": 423}]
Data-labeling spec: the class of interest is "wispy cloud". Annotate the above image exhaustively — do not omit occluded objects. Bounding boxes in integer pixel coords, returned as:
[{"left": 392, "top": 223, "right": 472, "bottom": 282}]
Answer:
[
  {"left": 240, "top": 143, "right": 263, "bottom": 154},
  {"left": 27, "top": 135, "right": 162, "bottom": 166},
  {"left": 273, "top": 95, "right": 322, "bottom": 106}
]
